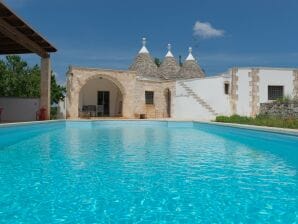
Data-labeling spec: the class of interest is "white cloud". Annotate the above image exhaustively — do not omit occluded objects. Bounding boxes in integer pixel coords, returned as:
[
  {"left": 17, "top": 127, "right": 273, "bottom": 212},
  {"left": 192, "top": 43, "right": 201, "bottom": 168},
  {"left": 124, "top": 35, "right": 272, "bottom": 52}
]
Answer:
[{"left": 193, "top": 21, "right": 224, "bottom": 39}]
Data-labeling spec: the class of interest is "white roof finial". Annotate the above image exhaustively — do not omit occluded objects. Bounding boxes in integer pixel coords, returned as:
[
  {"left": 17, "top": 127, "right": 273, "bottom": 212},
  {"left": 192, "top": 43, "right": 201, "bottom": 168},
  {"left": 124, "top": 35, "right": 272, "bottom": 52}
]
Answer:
[
  {"left": 165, "top": 43, "right": 174, "bottom": 57},
  {"left": 139, "top": 37, "right": 149, "bottom": 54},
  {"left": 186, "top": 46, "right": 195, "bottom": 61}
]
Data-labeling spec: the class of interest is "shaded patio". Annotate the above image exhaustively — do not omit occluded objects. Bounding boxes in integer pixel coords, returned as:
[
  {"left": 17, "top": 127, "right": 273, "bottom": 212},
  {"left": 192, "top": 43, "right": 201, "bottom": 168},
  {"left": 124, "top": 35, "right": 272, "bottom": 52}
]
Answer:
[{"left": 0, "top": 2, "right": 56, "bottom": 119}]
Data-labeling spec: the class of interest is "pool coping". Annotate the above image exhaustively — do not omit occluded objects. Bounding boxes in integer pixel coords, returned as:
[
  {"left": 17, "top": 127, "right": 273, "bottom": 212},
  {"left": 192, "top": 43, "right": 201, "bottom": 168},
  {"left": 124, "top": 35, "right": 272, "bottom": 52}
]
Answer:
[
  {"left": 196, "top": 121, "right": 298, "bottom": 136},
  {"left": 0, "top": 119, "right": 64, "bottom": 128},
  {"left": 1, "top": 119, "right": 298, "bottom": 136}
]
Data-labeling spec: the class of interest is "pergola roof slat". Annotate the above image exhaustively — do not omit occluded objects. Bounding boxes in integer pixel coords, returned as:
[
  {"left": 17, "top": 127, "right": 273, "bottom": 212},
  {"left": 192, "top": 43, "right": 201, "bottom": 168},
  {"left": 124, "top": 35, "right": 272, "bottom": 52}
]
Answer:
[{"left": 0, "top": 2, "right": 57, "bottom": 57}]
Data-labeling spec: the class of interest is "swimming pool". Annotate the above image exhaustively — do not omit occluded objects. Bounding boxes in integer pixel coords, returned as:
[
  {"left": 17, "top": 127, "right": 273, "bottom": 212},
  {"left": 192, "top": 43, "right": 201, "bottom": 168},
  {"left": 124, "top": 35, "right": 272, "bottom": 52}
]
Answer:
[{"left": 0, "top": 121, "right": 297, "bottom": 223}]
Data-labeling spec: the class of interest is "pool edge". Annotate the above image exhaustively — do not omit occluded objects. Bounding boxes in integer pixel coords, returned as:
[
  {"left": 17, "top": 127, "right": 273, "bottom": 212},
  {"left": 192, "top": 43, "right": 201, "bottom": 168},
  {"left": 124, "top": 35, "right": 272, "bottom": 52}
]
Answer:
[
  {"left": 199, "top": 121, "right": 298, "bottom": 137},
  {"left": 1, "top": 119, "right": 298, "bottom": 137}
]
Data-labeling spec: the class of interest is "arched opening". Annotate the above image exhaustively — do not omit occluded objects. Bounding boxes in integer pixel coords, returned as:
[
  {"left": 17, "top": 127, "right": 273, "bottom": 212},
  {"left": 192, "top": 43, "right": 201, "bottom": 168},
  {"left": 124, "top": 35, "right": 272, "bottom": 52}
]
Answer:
[
  {"left": 165, "top": 88, "right": 171, "bottom": 118},
  {"left": 79, "top": 77, "right": 123, "bottom": 117}
]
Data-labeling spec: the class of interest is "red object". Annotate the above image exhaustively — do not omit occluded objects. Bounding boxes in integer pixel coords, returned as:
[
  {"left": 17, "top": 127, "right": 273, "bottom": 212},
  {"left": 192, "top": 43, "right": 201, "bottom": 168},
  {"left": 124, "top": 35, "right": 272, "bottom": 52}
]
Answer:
[
  {"left": 36, "top": 107, "right": 47, "bottom": 120},
  {"left": 0, "top": 108, "right": 3, "bottom": 122}
]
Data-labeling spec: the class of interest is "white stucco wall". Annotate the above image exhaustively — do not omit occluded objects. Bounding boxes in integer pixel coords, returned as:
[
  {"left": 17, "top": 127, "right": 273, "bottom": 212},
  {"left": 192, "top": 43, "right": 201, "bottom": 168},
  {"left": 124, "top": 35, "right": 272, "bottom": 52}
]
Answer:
[
  {"left": 174, "top": 84, "right": 213, "bottom": 120},
  {"left": 235, "top": 69, "right": 251, "bottom": 116},
  {"left": 57, "top": 100, "right": 66, "bottom": 119},
  {"left": 0, "top": 97, "right": 39, "bottom": 122},
  {"left": 79, "top": 78, "right": 122, "bottom": 116},
  {"left": 173, "top": 67, "right": 296, "bottom": 120},
  {"left": 173, "top": 75, "right": 230, "bottom": 120},
  {"left": 235, "top": 68, "right": 295, "bottom": 116},
  {"left": 258, "top": 69, "right": 294, "bottom": 103}
]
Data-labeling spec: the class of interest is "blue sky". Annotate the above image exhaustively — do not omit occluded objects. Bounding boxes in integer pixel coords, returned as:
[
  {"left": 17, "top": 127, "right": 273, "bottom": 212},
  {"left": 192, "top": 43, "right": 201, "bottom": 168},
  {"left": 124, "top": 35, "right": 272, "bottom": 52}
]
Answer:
[{"left": 4, "top": 0, "right": 298, "bottom": 84}]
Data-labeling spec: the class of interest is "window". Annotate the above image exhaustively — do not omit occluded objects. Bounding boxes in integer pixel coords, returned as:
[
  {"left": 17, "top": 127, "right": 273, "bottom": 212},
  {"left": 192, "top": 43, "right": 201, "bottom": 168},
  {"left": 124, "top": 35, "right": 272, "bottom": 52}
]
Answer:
[
  {"left": 224, "top": 83, "right": 230, "bottom": 95},
  {"left": 145, "top": 91, "right": 154, "bottom": 104},
  {"left": 268, "top": 86, "right": 283, "bottom": 100}
]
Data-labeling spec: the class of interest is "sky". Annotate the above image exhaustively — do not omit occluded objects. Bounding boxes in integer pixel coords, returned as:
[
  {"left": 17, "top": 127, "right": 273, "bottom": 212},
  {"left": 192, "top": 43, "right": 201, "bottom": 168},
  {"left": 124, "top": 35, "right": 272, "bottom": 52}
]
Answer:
[{"left": 3, "top": 0, "right": 298, "bottom": 84}]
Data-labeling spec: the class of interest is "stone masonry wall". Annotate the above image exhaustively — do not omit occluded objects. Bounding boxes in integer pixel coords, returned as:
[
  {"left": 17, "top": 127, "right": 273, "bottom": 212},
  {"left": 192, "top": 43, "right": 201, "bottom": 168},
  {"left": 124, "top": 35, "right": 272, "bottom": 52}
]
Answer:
[
  {"left": 66, "top": 66, "right": 175, "bottom": 119},
  {"left": 293, "top": 70, "right": 298, "bottom": 99},
  {"left": 249, "top": 68, "right": 260, "bottom": 117},
  {"left": 230, "top": 68, "right": 238, "bottom": 114},
  {"left": 134, "top": 80, "right": 175, "bottom": 118},
  {"left": 66, "top": 67, "right": 136, "bottom": 119},
  {"left": 260, "top": 101, "right": 298, "bottom": 118}
]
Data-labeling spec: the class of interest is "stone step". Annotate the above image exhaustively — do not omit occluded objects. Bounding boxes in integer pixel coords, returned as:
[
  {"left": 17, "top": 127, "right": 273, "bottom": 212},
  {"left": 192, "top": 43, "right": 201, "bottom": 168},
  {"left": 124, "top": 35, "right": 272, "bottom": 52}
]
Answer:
[{"left": 179, "top": 81, "right": 218, "bottom": 116}]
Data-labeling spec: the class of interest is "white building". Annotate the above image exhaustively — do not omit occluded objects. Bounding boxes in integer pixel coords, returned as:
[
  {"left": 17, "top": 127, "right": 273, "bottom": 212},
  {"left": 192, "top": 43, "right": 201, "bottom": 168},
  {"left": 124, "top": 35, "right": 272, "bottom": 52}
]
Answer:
[
  {"left": 65, "top": 38, "right": 298, "bottom": 121},
  {"left": 174, "top": 68, "right": 298, "bottom": 120}
]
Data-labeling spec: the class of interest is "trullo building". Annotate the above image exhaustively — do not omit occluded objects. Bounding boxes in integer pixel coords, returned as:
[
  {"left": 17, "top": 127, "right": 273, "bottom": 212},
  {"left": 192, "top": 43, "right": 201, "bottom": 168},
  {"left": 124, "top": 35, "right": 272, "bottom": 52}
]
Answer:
[{"left": 65, "top": 38, "right": 298, "bottom": 120}]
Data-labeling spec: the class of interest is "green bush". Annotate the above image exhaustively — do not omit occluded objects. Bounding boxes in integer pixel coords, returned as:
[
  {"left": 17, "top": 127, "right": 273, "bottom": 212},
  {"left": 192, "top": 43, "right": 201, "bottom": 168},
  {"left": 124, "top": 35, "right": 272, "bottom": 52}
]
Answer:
[
  {"left": 215, "top": 115, "right": 298, "bottom": 129},
  {"left": 276, "top": 95, "right": 292, "bottom": 103},
  {"left": 50, "top": 107, "right": 58, "bottom": 120}
]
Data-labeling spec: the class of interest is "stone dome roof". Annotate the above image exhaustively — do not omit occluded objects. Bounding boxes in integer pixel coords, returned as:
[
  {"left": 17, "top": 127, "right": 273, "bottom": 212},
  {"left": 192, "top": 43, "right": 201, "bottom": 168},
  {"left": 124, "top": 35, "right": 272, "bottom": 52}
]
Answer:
[
  {"left": 158, "top": 44, "right": 181, "bottom": 80},
  {"left": 179, "top": 47, "right": 205, "bottom": 79},
  {"left": 129, "top": 38, "right": 160, "bottom": 79}
]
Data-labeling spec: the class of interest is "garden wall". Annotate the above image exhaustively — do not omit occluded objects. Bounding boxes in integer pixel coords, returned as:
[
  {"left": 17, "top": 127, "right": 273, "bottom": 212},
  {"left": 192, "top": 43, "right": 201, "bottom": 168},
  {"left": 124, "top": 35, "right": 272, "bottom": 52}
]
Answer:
[
  {"left": 0, "top": 97, "right": 39, "bottom": 122},
  {"left": 260, "top": 101, "right": 298, "bottom": 118}
]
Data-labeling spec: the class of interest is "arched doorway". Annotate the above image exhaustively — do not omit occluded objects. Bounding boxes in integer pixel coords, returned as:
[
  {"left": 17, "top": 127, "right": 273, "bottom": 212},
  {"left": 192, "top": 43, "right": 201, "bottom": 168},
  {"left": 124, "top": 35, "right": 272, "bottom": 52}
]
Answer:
[
  {"left": 79, "top": 77, "right": 123, "bottom": 117},
  {"left": 165, "top": 88, "right": 171, "bottom": 118}
]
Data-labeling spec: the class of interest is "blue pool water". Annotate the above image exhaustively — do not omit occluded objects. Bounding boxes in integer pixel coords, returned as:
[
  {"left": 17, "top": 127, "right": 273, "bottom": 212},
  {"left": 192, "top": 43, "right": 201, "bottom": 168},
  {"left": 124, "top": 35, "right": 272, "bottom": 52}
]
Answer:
[{"left": 0, "top": 121, "right": 297, "bottom": 223}]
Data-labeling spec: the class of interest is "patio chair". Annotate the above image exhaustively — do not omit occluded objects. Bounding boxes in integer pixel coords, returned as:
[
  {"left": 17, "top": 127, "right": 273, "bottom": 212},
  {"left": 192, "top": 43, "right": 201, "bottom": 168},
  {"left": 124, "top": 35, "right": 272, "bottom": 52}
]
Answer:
[
  {"left": 97, "top": 105, "right": 104, "bottom": 117},
  {"left": 88, "top": 105, "right": 97, "bottom": 117},
  {"left": 80, "top": 105, "right": 90, "bottom": 118}
]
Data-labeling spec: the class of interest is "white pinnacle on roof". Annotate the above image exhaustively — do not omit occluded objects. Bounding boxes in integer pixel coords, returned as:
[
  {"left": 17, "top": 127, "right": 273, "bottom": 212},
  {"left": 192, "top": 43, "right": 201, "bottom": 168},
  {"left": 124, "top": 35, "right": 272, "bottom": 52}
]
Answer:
[
  {"left": 165, "top": 43, "right": 174, "bottom": 57},
  {"left": 186, "top": 47, "right": 195, "bottom": 61},
  {"left": 139, "top": 37, "right": 149, "bottom": 54}
]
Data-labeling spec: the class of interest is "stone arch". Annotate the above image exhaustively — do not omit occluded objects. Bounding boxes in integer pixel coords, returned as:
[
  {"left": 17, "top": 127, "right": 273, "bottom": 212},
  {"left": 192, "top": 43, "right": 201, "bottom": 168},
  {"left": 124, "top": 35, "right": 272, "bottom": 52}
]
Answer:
[
  {"left": 66, "top": 68, "right": 136, "bottom": 119},
  {"left": 78, "top": 74, "right": 127, "bottom": 117},
  {"left": 79, "top": 73, "right": 127, "bottom": 98}
]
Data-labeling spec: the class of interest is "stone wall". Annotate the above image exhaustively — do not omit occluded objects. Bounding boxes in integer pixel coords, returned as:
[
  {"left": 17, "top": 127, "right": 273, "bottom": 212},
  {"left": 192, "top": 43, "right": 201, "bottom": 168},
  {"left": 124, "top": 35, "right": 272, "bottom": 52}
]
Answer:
[
  {"left": 293, "top": 70, "right": 298, "bottom": 99},
  {"left": 230, "top": 68, "right": 238, "bottom": 114},
  {"left": 260, "top": 101, "right": 298, "bottom": 118},
  {"left": 249, "top": 68, "right": 260, "bottom": 117},
  {"left": 66, "top": 67, "right": 136, "bottom": 118},
  {"left": 134, "top": 79, "right": 175, "bottom": 118},
  {"left": 66, "top": 66, "right": 175, "bottom": 119}
]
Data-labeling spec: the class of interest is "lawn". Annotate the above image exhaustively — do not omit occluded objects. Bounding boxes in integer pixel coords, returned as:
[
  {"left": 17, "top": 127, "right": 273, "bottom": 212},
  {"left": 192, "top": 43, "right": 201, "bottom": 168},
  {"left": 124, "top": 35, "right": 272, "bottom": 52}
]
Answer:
[{"left": 215, "top": 115, "right": 298, "bottom": 129}]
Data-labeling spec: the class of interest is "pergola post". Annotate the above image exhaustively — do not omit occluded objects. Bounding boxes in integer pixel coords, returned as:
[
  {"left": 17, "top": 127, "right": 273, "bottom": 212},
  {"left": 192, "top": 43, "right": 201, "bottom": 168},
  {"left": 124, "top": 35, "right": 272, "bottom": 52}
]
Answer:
[
  {"left": 0, "top": 2, "right": 57, "bottom": 121},
  {"left": 40, "top": 56, "right": 51, "bottom": 119}
]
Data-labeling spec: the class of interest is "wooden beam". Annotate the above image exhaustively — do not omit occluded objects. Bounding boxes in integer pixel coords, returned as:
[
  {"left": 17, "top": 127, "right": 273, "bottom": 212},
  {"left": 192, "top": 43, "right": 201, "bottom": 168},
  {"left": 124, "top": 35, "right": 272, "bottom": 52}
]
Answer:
[
  {"left": 0, "top": 42, "right": 20, "bottom": 46},
  {"left": 0, "top": 35, "right": 12, "bottom": 41},
  {"left": 0, "top": 49, "right": 31, "bottom": 54},
  {"left": 0, "top": 46, "right": 28, "bottom": 51},
  {"left": 0, "top": 13, "right": 12, "bottom": 18},
  {"left": 0, "top": 18, "right": 49, "bottom": 57}
]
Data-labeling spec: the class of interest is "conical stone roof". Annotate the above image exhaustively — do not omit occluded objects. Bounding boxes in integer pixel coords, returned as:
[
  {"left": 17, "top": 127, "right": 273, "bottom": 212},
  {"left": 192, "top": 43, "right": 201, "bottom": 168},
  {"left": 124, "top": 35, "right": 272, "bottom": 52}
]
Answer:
[
  {"left": 158, "top": 44, "right": 180, "bottom": 80},
  {"left": 179, "top": 47, "right": 205, "bottom": 79},
  {"left": 129, "top": 38, "right": 160, "bottom": 79}
]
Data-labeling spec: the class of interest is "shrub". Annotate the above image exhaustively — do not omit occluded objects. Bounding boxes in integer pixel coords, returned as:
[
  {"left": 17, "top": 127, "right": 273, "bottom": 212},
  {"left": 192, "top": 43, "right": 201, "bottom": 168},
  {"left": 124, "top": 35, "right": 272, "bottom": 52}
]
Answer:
[
  {"left": 215, "top": 115, "right": 298, "bottom": 129},
  {"left": 50, "top": 107, "right": 58, "bottom": 120},
  {"left": 276, "top": 95, "right": 293, "bottom": 103}
]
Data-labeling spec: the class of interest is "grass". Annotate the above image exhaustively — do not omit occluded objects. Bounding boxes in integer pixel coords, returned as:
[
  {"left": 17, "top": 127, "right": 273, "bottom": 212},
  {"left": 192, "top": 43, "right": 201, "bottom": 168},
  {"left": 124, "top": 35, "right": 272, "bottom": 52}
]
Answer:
[{"left": 215, "top": 115, "right": 298, "bottom": 129}]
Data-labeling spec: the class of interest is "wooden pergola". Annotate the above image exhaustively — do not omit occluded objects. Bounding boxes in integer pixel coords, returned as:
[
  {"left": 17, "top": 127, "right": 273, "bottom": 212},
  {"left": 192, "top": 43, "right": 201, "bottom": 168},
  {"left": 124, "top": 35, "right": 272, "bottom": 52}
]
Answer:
[{"left": 0, "top": 2, "right": 57, "bottom": 119}]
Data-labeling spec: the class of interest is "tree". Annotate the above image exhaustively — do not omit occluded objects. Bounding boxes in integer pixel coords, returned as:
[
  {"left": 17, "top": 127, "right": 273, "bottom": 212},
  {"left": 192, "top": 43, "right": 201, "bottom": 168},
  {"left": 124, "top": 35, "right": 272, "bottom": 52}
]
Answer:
[
  {"left": 51, "top": 73, "right": 66, "bottom": 105},
  {"left": 154, "top": 58, "right": 162, "bottom": 67},
  {"left": 0, "top": 55, "right": 66, "bottom": 105}
]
